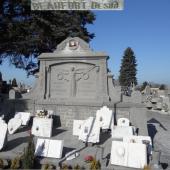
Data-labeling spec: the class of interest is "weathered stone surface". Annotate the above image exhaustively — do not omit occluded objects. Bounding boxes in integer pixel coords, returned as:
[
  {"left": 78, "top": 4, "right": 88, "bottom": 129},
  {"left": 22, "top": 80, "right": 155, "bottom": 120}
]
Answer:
[
  {"left": 8, "top": 118, "right": 22, "bottom": 134},
  {"left": 0, "top": 122, "right": 8, "bottom": 150}
]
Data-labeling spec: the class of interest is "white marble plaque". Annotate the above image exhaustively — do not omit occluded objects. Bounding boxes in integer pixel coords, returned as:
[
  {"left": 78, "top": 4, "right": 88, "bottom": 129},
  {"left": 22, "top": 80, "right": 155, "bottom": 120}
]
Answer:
[
  {"left": 111, "top": 126, "right": 134, "bottom": 139},
  {"left": 96, "top": 106, "right": 114, "bottom": 130},
  {"left": 32, "top": 117, "right": 53, "bottom": 137},
  {"left": 110, "top": 141, "right": 147, "bottom": 169},
  {"left": 123, "top": 135, "right": 152, "bottom": 155},
  {"left": 117, "top": 118, "right": 130, "bottom": 127},
  {"left": 35, "top": 138, "right": 63, "bottom": 158},
  {"left": 73, "top": 120, "right": 84, "bottom": 136},
  {"left": 15, "top": 112, "right": 31, "bottom": 125},
  {"left": 8, "top": 118, "right": 22, "bottom": 134},
  {"left": 0, "top": 122, "right": 8, "bottom": 150}
]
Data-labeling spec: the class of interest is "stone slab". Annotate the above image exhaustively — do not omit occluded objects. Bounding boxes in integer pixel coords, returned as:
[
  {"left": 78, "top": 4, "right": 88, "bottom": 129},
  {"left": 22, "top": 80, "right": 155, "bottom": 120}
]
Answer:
[
  {"left": 0, "top": 122, "right": 8, "bottom": 150},
  {"left": 15, "top": 112, "right": 31, "bottom": 126},
  {"left": 35, "top": 138, "right": 63, "bottom": 158},
  {"left": 32, "top": 117, "right": 53, "bottom": 137},
  {"left": 73, "top": 120, "right": 84, "bottom": 136},
  {"left": 8, "top": 118, "right": 22, "bottom": 134},
  {"left": 117, "top": 118, "right": 130, "bottom": 127}
]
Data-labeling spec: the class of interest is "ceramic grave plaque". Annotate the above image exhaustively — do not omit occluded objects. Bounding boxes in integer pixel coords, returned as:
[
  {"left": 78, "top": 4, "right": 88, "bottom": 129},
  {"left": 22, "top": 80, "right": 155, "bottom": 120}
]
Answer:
[
  {"left": 117, "top": 118, "right": 130, "bottom": 127},
  {"left": 35, "top": 138, "right": 63, "bottom": 158},
  {"left": 8, "top": 118, "right": 22, "bottom": 134},
  {"left": 15, "top": 112, "right": 31, "bottom": 125},
  {"left": 32, "top": 117, "right": 53, "bottom": 137},
  {"left": 96, "top": 106, "right": 113, "bottom": 130},
  {"left": 110, "top": 141, "right": 147, "bottom": 169},
  {"left": 73, "top": 120, "right": 84, "bottom": 136},
  {"left": 111, "top": 126, "right": 134, "bottom": 139},
  {"left": 0, "top": 122, "right": 8, "bottom": 150}
]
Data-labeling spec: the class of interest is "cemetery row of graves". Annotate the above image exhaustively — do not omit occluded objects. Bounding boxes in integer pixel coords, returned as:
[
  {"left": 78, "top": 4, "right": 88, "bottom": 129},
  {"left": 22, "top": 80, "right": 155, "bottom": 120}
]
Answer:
[{"left": 0, "top": 106, "right": 155, "bottom": 170}]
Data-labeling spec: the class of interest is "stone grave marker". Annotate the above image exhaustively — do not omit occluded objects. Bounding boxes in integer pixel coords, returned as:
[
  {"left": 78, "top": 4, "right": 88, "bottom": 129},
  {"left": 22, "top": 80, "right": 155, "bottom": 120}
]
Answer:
[
  {"left": 117, "top": 118, "right": 130, "bottom": 127},
  {"left": 111, "top": 141, "right": 147, "bottom": 169},
  {"left": 96, "top": 106, "right": 114, "bottom": 130},
  {"left": 32, "top": 117, "right": 53, "bottom": 137},
  {"left": 8, "top": 118, "right": 22, "bottom": 134},
  {"left": 0, "top": 121, "right": 8, "bottom": 150},
  {"left": 15, "top": 112, "right": 31, "bottom": 126},
  {"left": 111, "top": 126, "right": 134, "bottom": 140},
  {"left": 35, "top": 138, "right": 63, "bottom": 158},
  {"left": 123, "top": 135, "right": 152, "bottom": 155},
  {"left": 73, "top": 120, "right": 84, "bottom": 136}
]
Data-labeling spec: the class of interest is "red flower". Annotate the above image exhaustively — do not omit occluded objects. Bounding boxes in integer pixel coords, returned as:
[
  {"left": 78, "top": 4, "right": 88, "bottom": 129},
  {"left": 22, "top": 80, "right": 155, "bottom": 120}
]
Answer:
[{"left": 84, "top": 155, "right": 94, "bottom": 162}]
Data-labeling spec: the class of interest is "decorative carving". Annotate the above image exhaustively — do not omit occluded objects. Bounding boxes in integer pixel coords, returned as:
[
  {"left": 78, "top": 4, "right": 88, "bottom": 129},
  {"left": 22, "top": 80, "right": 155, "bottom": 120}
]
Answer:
[{"left": 56, "top": 65, "right": 98, "bottom": 97}]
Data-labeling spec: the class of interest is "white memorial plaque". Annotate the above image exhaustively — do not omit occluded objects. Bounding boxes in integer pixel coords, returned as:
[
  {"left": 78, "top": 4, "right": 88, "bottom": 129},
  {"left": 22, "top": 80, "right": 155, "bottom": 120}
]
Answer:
[
  {"left": 123, "top": 135, "right": 152, "bottom": 154},
  {"left": 35, "top": 138, "right": 63, "bottom": 158},
  {"left": 79, "top": 117, "right": 94, "bottom": 142},
  {"left": 0, "top": 122, "right": 8, "bottom": 150},
  {"left": 73, "top": 120, "right": 84, "bottom": 136},
  {"left": 96, "top": 106, "right": 114, "bottom": 130},
  {"left": 111, "top": 126, "right": 134, "bottom": 139},
  {"left": 117, "top": 118, "right": 130, "bottom": 127},
  {"left": 15, "top": 112, "right": 31, "bottom": 125},
  {"left": 32, "top": 117, "right": 53, "bottom": 137},
  {"left": 8, "top": 118, "right": 22, "bottom": 134},
  {"left": 110, "top": 141, "right": 147, "bottom": 169},
  {"left": 127, "top": 143, "right": 147, "bottom": 168}
]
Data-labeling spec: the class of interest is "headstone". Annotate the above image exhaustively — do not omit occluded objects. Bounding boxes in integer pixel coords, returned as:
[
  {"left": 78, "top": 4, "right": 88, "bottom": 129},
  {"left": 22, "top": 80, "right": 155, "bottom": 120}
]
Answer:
[
  {"left": 32, "top": 117, "right": 53, "bottom": 137},
  {"left": 79, "top": 117, "right": 100, "bottom": 143},
  {"left": 0, "top": 122, "right": 8, "bottom": 150},
  {"left": 145, "top": 85, "right": 151, "bottom": 96},
  {"left": 35, "top": 138, "right": 63, "bottom": 158},
  {"left": 123, "top": 135, "right": 152, "bottom": 155},
  {"left": 9, "top": 89, "right": 16, "bottom": 99},
  {"left": 73, "top": 120, "right": 84, "bottom": 136},
  {"left": 8, "top": 118, "right": 22, "bottom": 134},
  {"left": 111, "top": 126, "right": 134, "bottom": 140},
  {"left": 110, "top": 141, "right": 147, "bottom": 169},
  {"left": 96, "top": 106, "right": 114, "bottom": 130},
  {"left": 15, "top": 112, "right": 31, "bottom": 125},
  {"left": 117, "top": 118, "right": 130, "bottom": 127}
]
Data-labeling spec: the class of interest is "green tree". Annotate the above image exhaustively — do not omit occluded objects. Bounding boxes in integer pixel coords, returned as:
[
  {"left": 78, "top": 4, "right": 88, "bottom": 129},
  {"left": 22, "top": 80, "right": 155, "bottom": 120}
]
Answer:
[
  {"left": 12, "top": 78, "right": 17, "bottom": 87},
  {"left": 159, "top": 84, "right": 166, "bottom": 90},
  {"left": 140, "top": 81, "right": 148, "bottom": 91},
  {"left": 119, "top": 47, "right": 138, "bottom": 87},
  {"left": 0, "top": 0, "right": 95, "bottom": 74}
]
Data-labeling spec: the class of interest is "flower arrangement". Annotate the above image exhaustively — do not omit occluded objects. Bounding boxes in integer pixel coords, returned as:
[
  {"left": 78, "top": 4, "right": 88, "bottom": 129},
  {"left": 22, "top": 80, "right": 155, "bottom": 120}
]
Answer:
[
  {"left": 84, "top": 155, "right": 94, "bottom": 163},
  {"left": 36, "top": 110, "right": 48, "bottom": 118}
]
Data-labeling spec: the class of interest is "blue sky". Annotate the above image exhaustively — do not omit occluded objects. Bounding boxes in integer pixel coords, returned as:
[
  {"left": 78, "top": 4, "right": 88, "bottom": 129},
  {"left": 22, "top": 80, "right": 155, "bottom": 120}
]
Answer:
[{"left": 0, "top": 0, "right": 170, "bottom": 86}]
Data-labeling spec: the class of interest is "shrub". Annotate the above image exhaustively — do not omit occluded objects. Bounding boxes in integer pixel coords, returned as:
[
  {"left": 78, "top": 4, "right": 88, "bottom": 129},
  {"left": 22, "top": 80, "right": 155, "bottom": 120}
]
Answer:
[
  {"left": 0, "top": 159, "right": 4, "bottom": 169},
  {"left": 42, "top": 164, "right": 56, "bottom": 170},
  {"left": 60, "top": 163, "right": 68, "bottom": 170},
  {"left": 10, "top": 157, "right": 21, "bottom": 169},
  {"left": 90, "top": 159, "right": 101, "bottom": 170},
  {"left": 21, "top": 135, "right": 35, "bottom": 169},
  {"left": 74, "top": 164, "right": 80, "bottom": 170},
  {"left": 143, "top": 165, "right": 151, "bottom": 170}
]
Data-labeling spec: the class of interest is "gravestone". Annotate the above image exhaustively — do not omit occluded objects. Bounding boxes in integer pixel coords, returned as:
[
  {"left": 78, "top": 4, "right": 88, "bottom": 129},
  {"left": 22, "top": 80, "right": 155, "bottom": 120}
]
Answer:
[
  {"left": 73, "top": 120, "right": 84, "bottom": 136},
  {"left": 111, "top": 126, "right": 134, "bottom": 140},
  {"left": 35, "top": 138, "right": 63, "bottom": 158},
  {"left": 96, "top": 106, "right": 113, "bottom": 130},
  {"left": 15, "top": 112, "right": 31, "bottom": 126},
  {"left": 32, "top": 117, "right": 53, "bottom": 137},
  {"left": 8, "top": 118, "right": 22, "bottom": 134},
  {"left": 110, "top": 141, "right": 147, "bottom": 169},
  {"left": 0, "top": 121, "right": 8, "bottom": 150}
]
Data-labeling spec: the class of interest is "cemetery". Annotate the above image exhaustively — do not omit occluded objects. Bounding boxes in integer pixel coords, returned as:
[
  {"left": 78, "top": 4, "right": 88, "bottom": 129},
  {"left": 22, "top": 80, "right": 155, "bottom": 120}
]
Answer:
[{"left": 0, "top": 37, "right": 170, "bottom": 170}]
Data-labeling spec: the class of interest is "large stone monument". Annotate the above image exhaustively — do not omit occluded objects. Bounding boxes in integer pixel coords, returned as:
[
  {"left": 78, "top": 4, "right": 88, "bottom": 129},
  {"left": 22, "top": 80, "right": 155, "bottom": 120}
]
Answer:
[{"left": 24, "top": 37, "right": 110, "bottom": 103}]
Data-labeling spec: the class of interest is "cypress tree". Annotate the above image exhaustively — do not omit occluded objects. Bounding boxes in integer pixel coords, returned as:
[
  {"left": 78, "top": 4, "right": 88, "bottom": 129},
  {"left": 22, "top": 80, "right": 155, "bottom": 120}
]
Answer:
[{"left": 119, "top": 47, "right": 138, "bottom": 87}]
